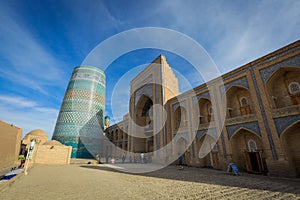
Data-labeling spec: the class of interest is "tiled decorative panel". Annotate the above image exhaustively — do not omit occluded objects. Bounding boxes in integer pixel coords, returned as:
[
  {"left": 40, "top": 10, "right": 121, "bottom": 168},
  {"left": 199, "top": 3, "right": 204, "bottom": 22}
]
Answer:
[
  {"left": 273, "top": 114, "right": 300, "bottom": 137},
  {"left": 52, "top": 66, "right": 105, "bottom": 158},
  {"left": 259, "top": 55, "right": 300, "bottom": 84},
  {"left": 196, "top": 128, "right": 217, "bottom": 142},
  {"left": 192, "top": 92, "right": 211, "bottom": 102},
  {"left": 220, "top": 76, "right": 249, "bottom": 96},
  {"left": 226, "top": 121, "right": 261, "bottom": 140}
]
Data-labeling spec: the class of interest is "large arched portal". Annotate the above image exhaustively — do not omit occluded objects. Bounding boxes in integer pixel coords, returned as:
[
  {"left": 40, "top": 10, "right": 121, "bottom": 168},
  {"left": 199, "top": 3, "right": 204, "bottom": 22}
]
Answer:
[
  {"left": 196, "top": 134, "right": 219, "bottom": 169},
  {"left": 281, "top": 122, "right": 300, "bottom": 176},
  {"left": 175, "top": 137, "right": 189, "bottom": 165},
  {"left": 134, "top": 95, "right": 153, "bottom": 153},
  {"left": 230, "top": 129, "right": 264, "bottom": 173}
]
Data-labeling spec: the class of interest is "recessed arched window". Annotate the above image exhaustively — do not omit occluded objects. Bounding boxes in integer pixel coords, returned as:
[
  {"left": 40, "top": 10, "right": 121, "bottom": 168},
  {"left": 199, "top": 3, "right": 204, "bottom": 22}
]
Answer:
[
  {"left": 142, "top": 98, "right": 153, "bottom": 116},
  {"left": 240, "top": 97, "right": 248, "bottom": 107},
  {"left": 248, "top": 139, "right": 257, "bottom": 152},
  {"left": 288, "top": 82, "right": 300, "bottom": 95}
]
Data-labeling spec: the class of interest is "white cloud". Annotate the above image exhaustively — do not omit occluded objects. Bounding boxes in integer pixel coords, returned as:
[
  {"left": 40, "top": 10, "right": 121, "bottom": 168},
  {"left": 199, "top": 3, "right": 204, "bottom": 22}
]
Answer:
[
  {"left": 0, "top": 95, "right": 59, "bottom": 138},
  {"left": 1, "top": 0, "right": 299, "bottom": 132},
  {"left": 152, "top": 1, "right": 300, "bottom": 73},
  {"left": 208, "top": 1, "right": 300, "bottom": 72},
  {"left": 35, "top": 107, "right": 58, "bottom": 114},
  {"left": 0, "top": 95, "right": 37, "bottom": 108},
  {"left": 104, "top": 0, "right": 300, "bottom": 127},
  {"left": 0, "top": 105, "right": 58, "bottom": 139}
]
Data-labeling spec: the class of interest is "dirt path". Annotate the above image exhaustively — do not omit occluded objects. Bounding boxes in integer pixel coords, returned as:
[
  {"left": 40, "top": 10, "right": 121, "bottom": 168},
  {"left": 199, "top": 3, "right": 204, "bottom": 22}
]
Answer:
[{"left": 1, "top": 164, "right": 299, "bottom": 199}]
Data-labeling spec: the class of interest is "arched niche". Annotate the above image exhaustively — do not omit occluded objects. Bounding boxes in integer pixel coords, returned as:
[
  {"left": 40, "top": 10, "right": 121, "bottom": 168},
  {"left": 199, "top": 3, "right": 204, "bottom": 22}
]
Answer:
[
  {"left": 224, "top": 86, "right": 253, "bottom": 118},
  {"left": 135, "top": 95, "right": 153, "bottom": 127},
  {"left": 230, "top": 128, "right": 263, "bottom": 172},
  {"left": 196, "top": 134, "right": 219, "bottom": 168},
  {"left": 173, "top": 106, "right": 187, "bottom": 131},
  {"left": 265, "top": 67, "right": 300, "bottom": 108},
  {"left": 198, "top": 98, "right": 213, "bottom": 124},
  {"left": 280, "top": 121, "right": 300, "bottom": 176}
]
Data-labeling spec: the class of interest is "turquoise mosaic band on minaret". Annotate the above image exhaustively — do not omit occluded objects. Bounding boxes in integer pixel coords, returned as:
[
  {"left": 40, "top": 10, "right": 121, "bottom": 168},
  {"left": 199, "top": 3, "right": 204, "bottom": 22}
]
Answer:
[{"left": 52, "top": 66, "right": 105, "bottom": 158}]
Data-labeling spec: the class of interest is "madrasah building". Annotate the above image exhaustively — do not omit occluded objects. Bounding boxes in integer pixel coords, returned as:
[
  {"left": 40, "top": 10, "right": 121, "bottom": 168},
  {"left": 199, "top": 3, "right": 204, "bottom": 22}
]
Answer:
[{"left": 104, "top": 40, "right": 300, "bottom": 176}]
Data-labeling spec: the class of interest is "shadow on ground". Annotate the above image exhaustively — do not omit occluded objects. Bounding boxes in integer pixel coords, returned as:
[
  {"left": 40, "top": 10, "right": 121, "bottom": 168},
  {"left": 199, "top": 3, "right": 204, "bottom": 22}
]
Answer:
[{"left": 80, "top": 164, "right": 300, "bottom": 195}]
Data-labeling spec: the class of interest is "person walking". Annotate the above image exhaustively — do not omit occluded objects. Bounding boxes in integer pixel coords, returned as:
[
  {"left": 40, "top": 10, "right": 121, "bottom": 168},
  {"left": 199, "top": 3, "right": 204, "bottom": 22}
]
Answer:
[
  {"left": 122, "top": 153, "right": 126, "bottom": 163},
  {"left": 141, "top": 153, "right": 145, "bottom": 163},
  {"left": 178, "top": 154, "right": 183, "bottom": 170}
]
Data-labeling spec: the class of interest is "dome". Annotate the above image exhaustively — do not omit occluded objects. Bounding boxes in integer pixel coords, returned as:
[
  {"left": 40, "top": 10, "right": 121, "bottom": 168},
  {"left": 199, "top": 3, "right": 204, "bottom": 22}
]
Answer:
[
  {"left": 23, "top": 129, "right": 48, "bottom": 145},
  {"left": 27, "top": 129, "right": 47, "bottom": 137},
  {"left": 43, "top": 140, "right": 63, "bottom": 146}
]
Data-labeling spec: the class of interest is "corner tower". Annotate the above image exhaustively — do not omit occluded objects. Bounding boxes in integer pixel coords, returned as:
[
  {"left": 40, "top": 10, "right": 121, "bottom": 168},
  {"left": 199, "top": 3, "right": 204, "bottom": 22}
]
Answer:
[{"left": 52, "top": 66, "right": 105, "bottom": 158}]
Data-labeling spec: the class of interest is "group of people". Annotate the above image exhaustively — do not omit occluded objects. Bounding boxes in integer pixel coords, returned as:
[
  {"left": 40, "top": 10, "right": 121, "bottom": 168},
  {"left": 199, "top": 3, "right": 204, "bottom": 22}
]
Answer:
[
  {"left": 129, "top": 153, "right": 150, "bottom": 163},
  {"left": 104, "top": 153, "right": 152, "bottom": 164}
]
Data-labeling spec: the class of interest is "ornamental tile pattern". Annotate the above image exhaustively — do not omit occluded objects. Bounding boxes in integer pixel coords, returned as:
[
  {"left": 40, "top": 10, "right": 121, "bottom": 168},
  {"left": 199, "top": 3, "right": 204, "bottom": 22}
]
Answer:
[
  {"left": 259, "top": 55, "right": 300, "bottom": 84},
  {"left": 172, "top": 100, "right": 187, "bottom": 112},
  {"left": 52, "top": 66, "right": 105, "bottom": 158},
  {"left": 196, "top": 128, "right": 217, "bottom": 142},
  {"left": 226, "top": 121, "right": 261, "bottom": 140},
  {"left": 192, "top": 92, "right": 211, "bottom": 102},
  {"left": 273, "top": 114, "right": 300, "bottom": 137},
  {"left": 220, "top": 76, "right": 249, "bottom": 96}
]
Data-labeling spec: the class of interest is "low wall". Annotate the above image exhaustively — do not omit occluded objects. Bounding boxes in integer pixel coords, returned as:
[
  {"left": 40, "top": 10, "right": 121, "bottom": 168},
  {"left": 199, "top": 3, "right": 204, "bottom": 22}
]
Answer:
[
  {"left": 32, "top": 144, "right": 72, "bottom": 165},
  {"left": 0, "top": 121, "right": 22, "bottom": 176}
]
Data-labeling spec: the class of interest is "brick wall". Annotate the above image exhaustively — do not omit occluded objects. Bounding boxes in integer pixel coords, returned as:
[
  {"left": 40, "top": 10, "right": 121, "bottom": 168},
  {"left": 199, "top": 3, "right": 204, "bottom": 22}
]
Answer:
[
  {"left": 33, "top": 144, "right": 72, "bottom": 165},
  {"left": 0, "top": 121, "right": 22, "bottom": 176}
]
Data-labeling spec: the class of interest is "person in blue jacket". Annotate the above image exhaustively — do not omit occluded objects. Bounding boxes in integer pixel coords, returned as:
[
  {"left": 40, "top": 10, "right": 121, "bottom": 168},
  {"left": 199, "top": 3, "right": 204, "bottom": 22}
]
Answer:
[
  {"left": 227, "top": 163, "right": 240, "bottom": 175},
  {"left": 178, "top": 154, "right": 183, "bottom": 170}
]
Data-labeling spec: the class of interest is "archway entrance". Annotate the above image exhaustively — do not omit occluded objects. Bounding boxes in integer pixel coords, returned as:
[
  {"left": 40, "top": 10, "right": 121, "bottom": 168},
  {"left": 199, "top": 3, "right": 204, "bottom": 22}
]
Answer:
[
  {"left": 281, "top": 122, "right": 300, "bottom": 176},
  {"left": 134, "top": 95, "right": 153, "bottom": 153},
  {"left": 197, "top": 134, "right": 219, "bottom": 169},
  {"left": 230, "top": 129, "right": 265, "bottom": 173},
  {"left": 175, "top": 137, "right": 189, "bottom": 165}
]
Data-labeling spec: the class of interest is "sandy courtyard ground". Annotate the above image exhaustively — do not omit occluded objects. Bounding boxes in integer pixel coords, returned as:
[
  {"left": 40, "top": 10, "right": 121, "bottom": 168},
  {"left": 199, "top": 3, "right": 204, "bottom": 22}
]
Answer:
[{"left": 1, "top": 164, "right": 300, "bottom": 199}]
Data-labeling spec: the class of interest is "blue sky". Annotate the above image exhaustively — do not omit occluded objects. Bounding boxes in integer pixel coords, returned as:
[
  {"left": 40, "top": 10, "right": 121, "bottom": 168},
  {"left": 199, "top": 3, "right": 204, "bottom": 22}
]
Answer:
[{"left": 0, "top": 0, "right": 299, "bottom": 138}]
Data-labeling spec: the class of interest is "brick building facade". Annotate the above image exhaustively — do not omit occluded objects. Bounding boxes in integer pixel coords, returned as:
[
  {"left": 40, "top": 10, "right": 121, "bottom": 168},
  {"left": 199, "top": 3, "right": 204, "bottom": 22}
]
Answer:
[{"left": 105, "top": 40, "right": 300, "bottom": 176}]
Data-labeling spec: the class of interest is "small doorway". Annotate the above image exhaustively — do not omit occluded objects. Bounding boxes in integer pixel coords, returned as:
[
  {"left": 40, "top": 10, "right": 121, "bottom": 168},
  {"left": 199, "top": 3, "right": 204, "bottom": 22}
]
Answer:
[
  {"left": 245, "top": 151, "right": 263, "bottom": 173},
  {"left": 244, "top": 139, "right": 263, "bottom": 174}
]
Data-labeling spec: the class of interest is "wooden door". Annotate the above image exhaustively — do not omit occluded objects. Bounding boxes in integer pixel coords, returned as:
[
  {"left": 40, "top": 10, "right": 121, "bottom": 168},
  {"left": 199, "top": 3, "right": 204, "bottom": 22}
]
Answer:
[
  {"left": 244, "top": 151, "right": 263, "bottom": 173},
  {"left": 244, "top": 152, "right": 252, "bottom": 172},
  {"left": 255, "top": 152, "right": 263, "bottom": 173}
]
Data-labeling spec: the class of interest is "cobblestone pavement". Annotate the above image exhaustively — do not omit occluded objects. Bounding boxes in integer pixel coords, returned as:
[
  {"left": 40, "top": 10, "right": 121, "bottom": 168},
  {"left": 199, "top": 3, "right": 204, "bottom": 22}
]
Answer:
[{"left": 1, "top": 164, "right": 299, "bottom": 199}]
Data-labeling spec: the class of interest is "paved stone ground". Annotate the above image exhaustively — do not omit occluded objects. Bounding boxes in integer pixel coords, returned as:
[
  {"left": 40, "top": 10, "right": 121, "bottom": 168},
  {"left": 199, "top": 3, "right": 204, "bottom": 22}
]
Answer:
[{"left": 0, "top": 164, "right": 300, "bottom": 199}]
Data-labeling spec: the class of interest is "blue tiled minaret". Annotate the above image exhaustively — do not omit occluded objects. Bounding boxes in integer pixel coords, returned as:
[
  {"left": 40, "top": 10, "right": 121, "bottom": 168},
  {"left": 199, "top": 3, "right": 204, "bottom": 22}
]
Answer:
[{"left": 52, "top": 66, "right": 105, "bottom": 158}]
